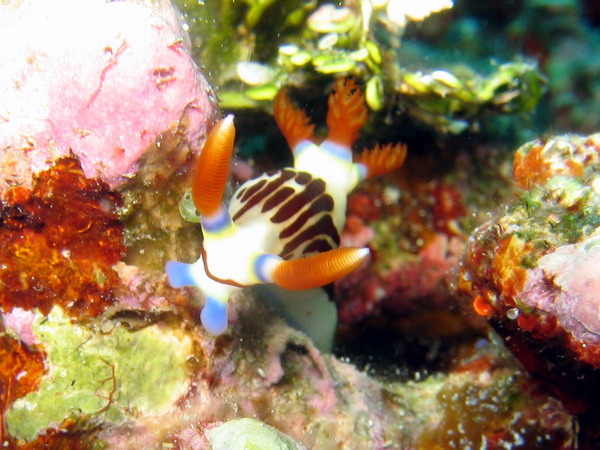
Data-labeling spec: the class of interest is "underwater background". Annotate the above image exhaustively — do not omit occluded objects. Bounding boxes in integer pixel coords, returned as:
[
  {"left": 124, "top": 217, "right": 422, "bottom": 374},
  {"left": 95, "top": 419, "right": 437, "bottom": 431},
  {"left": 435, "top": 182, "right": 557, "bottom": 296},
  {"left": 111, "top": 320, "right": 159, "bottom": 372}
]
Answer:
[{"left": 1, "top": 0, "right": 600, "bottom": 448}]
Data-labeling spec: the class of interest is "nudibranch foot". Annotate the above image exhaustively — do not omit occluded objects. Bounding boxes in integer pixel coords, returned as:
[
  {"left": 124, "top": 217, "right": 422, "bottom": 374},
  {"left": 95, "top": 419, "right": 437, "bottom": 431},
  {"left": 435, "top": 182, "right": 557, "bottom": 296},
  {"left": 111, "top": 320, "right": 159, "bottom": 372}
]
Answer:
[{"left": 355, "top": 142, "right": 408, "bottom": 179}]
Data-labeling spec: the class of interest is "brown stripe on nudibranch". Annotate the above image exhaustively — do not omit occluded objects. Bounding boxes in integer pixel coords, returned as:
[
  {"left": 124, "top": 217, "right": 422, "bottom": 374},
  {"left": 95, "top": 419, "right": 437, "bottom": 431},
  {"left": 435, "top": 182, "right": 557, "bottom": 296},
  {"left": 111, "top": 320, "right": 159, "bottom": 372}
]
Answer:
[
  {"left": 303, "top": 239, "right": 335, "bottom": 254},
  {"left": 235, "top": 187, "right": 247, "bottom": 200},
  {"left": 240, "top": 178, "right": 266, "bottom": 202},
  {"left": 278, "top": 193, "right": 334, "bottom": 238},
  {"left": 271, "top": 178, "right": 326, "bottom": 223},
  {"left": 228, "top": 167, "right": 341, "bottom": 261},
  {"left": 294, "top": 171, "right": 312, "bottom": 185},
  {"left": 232, "top": 170, "right": 296, "bottom": 221},
  {"left": 280, "top": 214, "right": 340, "bottom": 258},
  {"left": 262, "top": 186, "right": 295, "bottom": 213}
]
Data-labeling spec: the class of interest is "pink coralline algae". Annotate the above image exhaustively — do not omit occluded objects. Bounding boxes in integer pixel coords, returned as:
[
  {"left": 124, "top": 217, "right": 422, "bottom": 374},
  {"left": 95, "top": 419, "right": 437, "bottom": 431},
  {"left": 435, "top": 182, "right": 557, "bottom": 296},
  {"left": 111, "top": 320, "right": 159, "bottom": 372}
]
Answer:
[
  {"left": 522, "top": 238, "right": 600, "bottom": 356},
  {"left": 0, "top": 0, "right": 216, "bottom": 193}
]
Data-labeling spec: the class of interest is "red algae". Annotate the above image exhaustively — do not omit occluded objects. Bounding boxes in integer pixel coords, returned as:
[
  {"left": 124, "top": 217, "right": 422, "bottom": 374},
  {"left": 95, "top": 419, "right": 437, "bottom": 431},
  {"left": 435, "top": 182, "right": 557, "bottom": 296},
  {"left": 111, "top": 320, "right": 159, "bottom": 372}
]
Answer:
[
  {"left": 0, "top": 157, "right": 125, "bottom": 447},
  {"left": 431, "top": 183, "right": 466, "bottom": 237},
  {"left": 336, "top": 171, "right": 469, "bottom": 323},
  {"left": 0, "top": 331, "right": 45, "bottom": 445},
  {"left": 0, "top": 158, "right": 125, "bottom": 318}
]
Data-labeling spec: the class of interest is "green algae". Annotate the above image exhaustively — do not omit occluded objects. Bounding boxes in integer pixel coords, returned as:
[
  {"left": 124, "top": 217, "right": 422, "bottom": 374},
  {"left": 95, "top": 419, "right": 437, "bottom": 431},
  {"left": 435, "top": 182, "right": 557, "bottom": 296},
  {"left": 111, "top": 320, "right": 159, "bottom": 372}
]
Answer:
[
  {"left": 6, "top": 307, "right": 193, "bottom": 441},
  {"left": 398, "top": 61, "right": 546, "bottom": 134},
  {"left": 510, "top": 172, "right": 600, "bottom": 251},
  {"left": 175, "top": 0, "right": 546, "bottom": 141}
]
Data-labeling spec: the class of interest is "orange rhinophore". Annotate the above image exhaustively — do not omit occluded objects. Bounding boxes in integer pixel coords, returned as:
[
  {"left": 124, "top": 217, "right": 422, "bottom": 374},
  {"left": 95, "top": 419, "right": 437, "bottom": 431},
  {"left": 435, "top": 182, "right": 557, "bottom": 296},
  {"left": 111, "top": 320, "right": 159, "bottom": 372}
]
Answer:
[
  {"left": 192, "top": 115, "right": 236, "bottom": 217},
  {"left": 271, "top": 247, "right": 370, "bottom": 291}
]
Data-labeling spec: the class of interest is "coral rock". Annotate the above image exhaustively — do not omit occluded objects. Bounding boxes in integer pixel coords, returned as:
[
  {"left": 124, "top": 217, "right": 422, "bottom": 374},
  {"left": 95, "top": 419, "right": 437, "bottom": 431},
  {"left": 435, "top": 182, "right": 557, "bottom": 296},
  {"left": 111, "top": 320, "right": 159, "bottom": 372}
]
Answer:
[
  {"left": 456, "top": 133, "right": 600, "bottom": 439},
  {"left": 0, "top": 0, "right": 216, "bottom": 193}
]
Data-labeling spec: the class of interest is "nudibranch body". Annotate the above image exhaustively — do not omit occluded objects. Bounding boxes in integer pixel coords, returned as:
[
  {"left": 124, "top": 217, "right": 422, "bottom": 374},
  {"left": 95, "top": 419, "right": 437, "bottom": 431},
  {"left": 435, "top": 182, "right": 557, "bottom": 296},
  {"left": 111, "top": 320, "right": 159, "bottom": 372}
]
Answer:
[{"left": 166, "top": 78, "right": 406, "bottom": 335}]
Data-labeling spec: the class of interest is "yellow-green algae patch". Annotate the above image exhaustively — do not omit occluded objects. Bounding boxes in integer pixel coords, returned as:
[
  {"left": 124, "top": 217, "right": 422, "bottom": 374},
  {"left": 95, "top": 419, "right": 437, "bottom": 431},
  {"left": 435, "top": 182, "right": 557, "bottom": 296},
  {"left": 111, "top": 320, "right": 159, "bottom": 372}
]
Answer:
[{"left": 6, "top": 306, "right": 193, "bottom": 441}]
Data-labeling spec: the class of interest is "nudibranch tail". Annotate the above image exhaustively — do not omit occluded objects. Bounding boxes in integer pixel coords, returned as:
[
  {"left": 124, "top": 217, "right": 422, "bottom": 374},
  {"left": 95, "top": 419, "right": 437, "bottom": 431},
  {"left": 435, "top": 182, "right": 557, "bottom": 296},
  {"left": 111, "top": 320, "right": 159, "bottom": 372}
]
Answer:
[
  {"left": 192, "top": 114, "right": 236, "bottom": 217},
  {"left": 325, "top": 77, "right": 368, "bottom": 148},
  {"left": 274, "top": 88, "right": 315, "bottom": 151},
  {"left": 355, "top": 142, "right": 408, "bottom": 179},
  {"left": 270, "top": 247, "right": 370, "bottom": 290}
]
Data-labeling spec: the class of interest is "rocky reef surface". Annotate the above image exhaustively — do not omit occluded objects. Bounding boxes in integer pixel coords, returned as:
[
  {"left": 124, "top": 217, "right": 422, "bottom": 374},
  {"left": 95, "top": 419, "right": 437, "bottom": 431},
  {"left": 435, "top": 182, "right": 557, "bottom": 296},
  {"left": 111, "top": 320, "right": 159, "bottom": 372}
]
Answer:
[{"left": 0, "top": 0, "right": 598, "bottom": 449}]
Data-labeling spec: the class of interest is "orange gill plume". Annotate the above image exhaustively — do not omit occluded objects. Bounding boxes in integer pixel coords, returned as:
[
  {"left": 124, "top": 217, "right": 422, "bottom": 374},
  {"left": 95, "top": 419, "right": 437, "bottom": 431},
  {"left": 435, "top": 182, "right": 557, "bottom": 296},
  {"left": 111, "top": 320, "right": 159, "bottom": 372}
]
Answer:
[
  {"left": 355, "top": 142, "right": 408, "bottom": 178},
  {"left": 326, "top": 77, "right": 368, "bottom": 147},
  {"left": 192, "top": 115, "right": 235, "bottom": 217},
  {"left": 273, "top": 88, "right": 315, "bottom": 151}
]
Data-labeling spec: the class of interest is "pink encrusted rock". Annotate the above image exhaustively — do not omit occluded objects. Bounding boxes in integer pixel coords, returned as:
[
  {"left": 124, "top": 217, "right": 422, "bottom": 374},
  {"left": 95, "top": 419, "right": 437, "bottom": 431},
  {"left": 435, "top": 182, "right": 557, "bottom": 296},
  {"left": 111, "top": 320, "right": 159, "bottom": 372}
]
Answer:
[
  {"left": 99, "top": 291, "right": 390, "bottom": 449},
  {"left": 0, "top": 0, "right": 216, "bottom": 193},
  {"left": 521, "top": 233, "right": 600, "bottom": 348},
  {"left": 1, "top": 308, "right": 39, "bottom": 348}
]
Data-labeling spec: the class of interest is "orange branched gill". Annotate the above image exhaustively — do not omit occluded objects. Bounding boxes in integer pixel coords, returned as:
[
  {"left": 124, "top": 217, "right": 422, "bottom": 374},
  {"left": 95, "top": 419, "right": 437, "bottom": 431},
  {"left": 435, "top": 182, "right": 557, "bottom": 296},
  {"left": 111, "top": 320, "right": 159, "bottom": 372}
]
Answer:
[{"left": 0, "top": 157, "right": 125, "bottom": 318}]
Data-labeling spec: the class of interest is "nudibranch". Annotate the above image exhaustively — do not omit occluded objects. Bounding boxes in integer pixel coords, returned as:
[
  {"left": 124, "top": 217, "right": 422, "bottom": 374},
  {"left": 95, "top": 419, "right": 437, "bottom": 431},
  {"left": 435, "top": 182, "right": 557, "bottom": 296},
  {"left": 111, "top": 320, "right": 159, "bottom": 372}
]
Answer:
[{"left": 166, "top": 78, "right": 407, "bottom": 335}]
